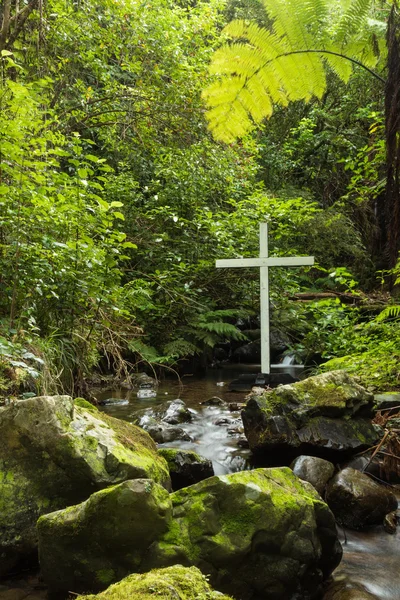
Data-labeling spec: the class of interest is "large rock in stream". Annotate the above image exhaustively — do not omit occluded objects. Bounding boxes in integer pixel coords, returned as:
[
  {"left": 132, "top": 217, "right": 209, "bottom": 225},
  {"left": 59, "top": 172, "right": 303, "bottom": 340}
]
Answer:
[
  {"left": 38, "top": 479, "right": 173, "bottom": 594},
  {"left": 37, "top": 467, "right": 342, "bottom": 600},
  {"left": 242, "top": 371, "right": 380, "bottom": 461},
  {"left": 0, "top": 396, "right": 170, "bottom": 576}
]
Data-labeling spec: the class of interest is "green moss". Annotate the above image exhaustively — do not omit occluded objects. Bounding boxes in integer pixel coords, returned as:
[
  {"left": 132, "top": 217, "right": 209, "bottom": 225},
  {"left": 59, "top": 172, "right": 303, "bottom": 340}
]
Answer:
[
  {"left": 158, "top": 448, "right": 204, "bottom": 467},
  {"left": 75, "top": 398, "right": 99, "bottom": 413},
  {"left": 0, "top": 470, "right": 14, "bottom": 483},
  {"left": 155, "top": 468, "right": 323, "bottom": 571},
  {"left": 99, "top": 412, "right": 156, "bottom": 453},
  {"left": 55, "top": 408, "right": 73, "bottom": 430},
  {"left": 96, "top": 569, "right": 116, "bottom": 586},
  {"left": 253, "top": 372, "right": 372, "bottom": 424},
  {"left": 355, "top": 431, "right": 367, "bottom": 443},
  {"left": 76, "top": 565, "right": 233, "bottom": 600},
  {"left": 72, "top": 405, "right": 170, "bottom": 487},
  {"left": 160, "top": 509, "right": 198, "bottom": 562},
  {"left": 85, "top": 435, "right": 99, "bottom": 449},
  {"left": 259, "top": 381, "right": 346, "bottom": 416}
]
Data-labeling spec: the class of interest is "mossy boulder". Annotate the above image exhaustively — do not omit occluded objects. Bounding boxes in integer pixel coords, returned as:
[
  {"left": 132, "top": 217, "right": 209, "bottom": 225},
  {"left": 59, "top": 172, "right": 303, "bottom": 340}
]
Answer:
[
  {"left": 242, "top": 371, "right": 380, "bottom": 460},
  {"left": 0, "top": 396, "right": 170, "bottom": 575},
  {"left": 38, "top": 479, "right": 172, "bottom": 596},
  {"left": 37, "top": 468, "right": 340, "bottom": 599},
  {"left": 158, "top": 448, "right": 214, "bottom": 490},
  {"left": 147, "top": 467, "right": 342, "bottom": 600},
  {"left": 76, "top": 565, "right": 233, "bottom": 600}
]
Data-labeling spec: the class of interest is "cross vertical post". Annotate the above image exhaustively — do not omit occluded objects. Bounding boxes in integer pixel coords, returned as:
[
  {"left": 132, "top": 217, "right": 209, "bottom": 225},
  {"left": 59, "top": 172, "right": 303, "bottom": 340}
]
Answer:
[{"left": 259, "top": 223, "right": 270, "bottom": 374}]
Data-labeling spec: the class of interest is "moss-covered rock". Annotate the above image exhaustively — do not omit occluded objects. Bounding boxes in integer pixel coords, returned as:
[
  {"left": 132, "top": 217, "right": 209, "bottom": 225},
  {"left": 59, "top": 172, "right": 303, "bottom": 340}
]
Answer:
[
  {"left": 146, "top": 467, "right": 342, "bottom": 600},
  {"left": 0, "top": 395, "right": 170, "bottom": 575},
  {"left": 38, "top": 479, "right": 172, "bottom": 596},
  {"left": 76, "top": 565, "right": 233, "bottom": 600},
  {"left": 242, "top": 371, "right": 380, "bottom": 460},
  {"left": 162, "top": 400, "right": 193, "bottom": 424},
  {"left": 158, "top": 448, "right": 214, "bottom": 490},
  {"left": 37, "top": 468, "right": 341, "bottom": 599}
]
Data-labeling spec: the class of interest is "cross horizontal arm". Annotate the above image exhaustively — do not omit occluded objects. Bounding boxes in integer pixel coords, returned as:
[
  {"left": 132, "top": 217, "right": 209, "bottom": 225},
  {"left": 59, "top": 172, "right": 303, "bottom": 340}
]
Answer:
[{"left": 216, "top": 257, "right": 315, "bottom": 268}]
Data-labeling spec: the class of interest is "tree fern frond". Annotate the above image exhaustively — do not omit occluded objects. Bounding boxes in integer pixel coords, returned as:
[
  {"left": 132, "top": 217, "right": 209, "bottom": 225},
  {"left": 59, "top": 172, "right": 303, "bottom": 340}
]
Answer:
[
  {"left": 183, "top": 329, "right": 219, "bottom": 347},
  {"left": 238, "top": 80, "right": 273, "bottom": 122},
  {"left": 257, "top": 67, "right": 289, "bottom": 105},
  {"left": 204, "top": 82, "right": 259, "bottom": 142},
  {"left": 128, "top": 339, "right": 163, "bottom": 363},
  {"left": 210, "top": 44, "right": 272, "bottom": 78},
  {"left": 263, "top": 0, "right": 321, "bottom": 47},
  {"left": 323, "top": 50, "right": 353, "bottom": 83},
  {"left": 334, "top": 0, "right": 374, "bottom": 47},
  {"left": 273, "top": 53, "right": 327, "bottom": 100},
  {"left": 203, "top": 0, "right": 384, "bottom": 142}
]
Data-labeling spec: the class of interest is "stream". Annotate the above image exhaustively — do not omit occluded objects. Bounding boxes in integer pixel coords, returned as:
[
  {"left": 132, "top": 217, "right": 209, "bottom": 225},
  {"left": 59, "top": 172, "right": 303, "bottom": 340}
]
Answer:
[
  {"left": 97, "top": 366, "right": 253, "bottom": 475},
  {"left": 97, "top": 366, "right": 400, "bottom": 600}
]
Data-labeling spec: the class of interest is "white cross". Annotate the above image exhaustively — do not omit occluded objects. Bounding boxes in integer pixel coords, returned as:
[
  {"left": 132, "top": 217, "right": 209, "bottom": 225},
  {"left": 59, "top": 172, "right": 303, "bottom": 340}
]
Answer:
[{"left": 216, "top": 223, "right": 314, "bottom": 374}]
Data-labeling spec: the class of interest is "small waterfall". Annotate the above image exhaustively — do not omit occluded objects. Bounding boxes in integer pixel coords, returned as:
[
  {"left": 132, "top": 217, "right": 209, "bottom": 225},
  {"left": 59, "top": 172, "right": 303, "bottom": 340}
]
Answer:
[{"left": 281, "top": 354, "right": 296, "bottom": 366}]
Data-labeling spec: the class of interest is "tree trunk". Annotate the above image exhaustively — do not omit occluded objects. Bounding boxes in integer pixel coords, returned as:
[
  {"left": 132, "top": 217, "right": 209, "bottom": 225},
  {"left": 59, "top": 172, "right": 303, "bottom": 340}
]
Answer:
[{"left": 384, "top": 2, "right": 400, "bottom": 270}]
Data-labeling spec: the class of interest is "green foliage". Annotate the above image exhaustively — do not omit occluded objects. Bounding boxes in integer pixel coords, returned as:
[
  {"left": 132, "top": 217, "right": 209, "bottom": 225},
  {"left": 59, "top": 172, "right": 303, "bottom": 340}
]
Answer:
[
  {"left": 117, "top": 189, "right": 367, "bottom": 360},
  {"left": 0, "top": 77, "right": 140, "bottom": 392},
  {"left": 203, "top": 0, "right": 385, "bottom": 141},
  {"left": 0, "top": 332, "right": 43, "bottom": 396},
  {"left": 321, "top": 334, "right": 400, "bottom": 390},
  {"left": 340, "top": 110, "right": 386, "bottom": 206},
  {"left": 311, "top": 301, "right": 400, "bottom": 390},
  {"left": 0, "top": 0, "right": 396, "bottom": 390},
  {"left": 288, "top": 299, "right": 361, "bottom": 361},
  {"left": 375, "top": 305, "right": 400, "bottom": 321}
]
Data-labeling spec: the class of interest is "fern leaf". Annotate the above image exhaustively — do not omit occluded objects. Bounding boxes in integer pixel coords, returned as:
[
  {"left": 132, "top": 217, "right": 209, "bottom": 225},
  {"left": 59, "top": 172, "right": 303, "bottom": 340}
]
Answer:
[
  {"left": 323, "top": 49, "right": 353, "bottom": 83},
  {"left": 196, "top": 308, "right": 249, "bottom": 320},
  {"left": 128, "top": 339, "right": 164, "bottom": 363},
  {"left": 203, "top": 0, "right": 383, "bottom": 142},
  {"left": 334, "top": 0, "right": 374, "bottom": 47},
  {"left": 196, "top": 321, "right": 247, "bottom": 340},
  {"left": 375, "top": 306, "right": 400, "bottom": 322},
  {"left": 162, "top": 339, "right": 200, "bottom": 358}
]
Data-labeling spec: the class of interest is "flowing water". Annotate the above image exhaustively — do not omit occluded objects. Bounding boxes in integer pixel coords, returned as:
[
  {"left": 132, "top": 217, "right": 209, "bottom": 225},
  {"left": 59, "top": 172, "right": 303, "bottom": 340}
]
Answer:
[
  {"left": 96, "top": 366, "right": 253, "bottom": 475},
  {"left": 331, "top": 523, "right": 400, "bottom": 599},
  {"left": 97, "top": 365, "right": 400, "bottom": 600}
]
